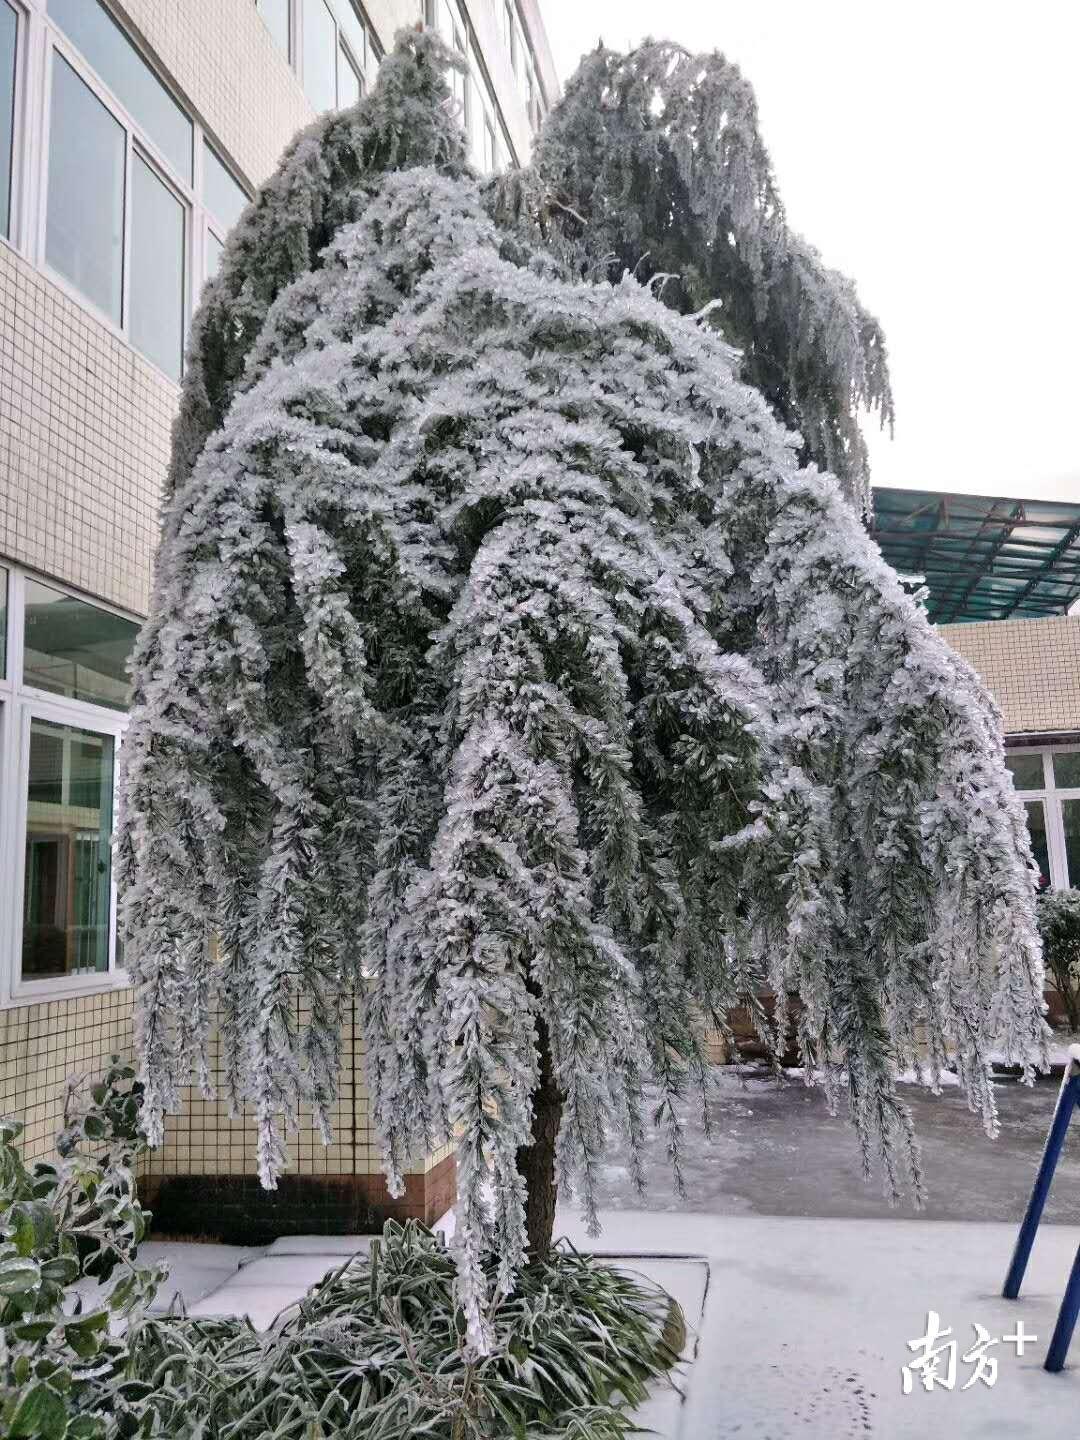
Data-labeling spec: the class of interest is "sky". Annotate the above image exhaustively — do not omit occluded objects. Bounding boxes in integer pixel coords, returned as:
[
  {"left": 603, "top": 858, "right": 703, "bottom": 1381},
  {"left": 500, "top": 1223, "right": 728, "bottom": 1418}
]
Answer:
[{"left": 540, "top": 0, "right": 1080, "bottom": 503}]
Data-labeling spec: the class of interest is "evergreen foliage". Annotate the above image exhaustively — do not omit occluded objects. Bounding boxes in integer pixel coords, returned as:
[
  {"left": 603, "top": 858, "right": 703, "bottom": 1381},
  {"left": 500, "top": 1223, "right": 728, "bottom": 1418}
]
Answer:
[
  {"left": 489, "top": 41, "right": 893, "bottom": 509},
  {"left": 0, "top": 1059, "right": 165, "bottom": 1440},
  {"left": 118, "top": 29, "right": 1047, "bottom": 1352},
  {"left": 129, "top": 1224, "right": 680, "bottom": 1439},
  {"left": 1037, "top": 888, "right": 1080, "bottom": 1030}
]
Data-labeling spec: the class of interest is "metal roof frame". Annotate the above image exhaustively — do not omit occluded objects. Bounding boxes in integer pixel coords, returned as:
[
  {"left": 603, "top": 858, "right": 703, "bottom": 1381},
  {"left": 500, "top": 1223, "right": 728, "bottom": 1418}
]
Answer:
[{"left": 870, "top": 488, "right": 1080, "bottom": 624}]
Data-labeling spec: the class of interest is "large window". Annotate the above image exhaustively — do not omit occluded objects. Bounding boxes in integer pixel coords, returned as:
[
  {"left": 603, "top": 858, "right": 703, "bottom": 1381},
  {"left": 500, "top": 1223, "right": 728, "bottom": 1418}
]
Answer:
[
  {"left": 427, "top": 0, "right": 511, "bottom": 173},
  {"left": 7, "top": 0, "right": 254, "bottom": 379},
  {"left": 1008, "top": 746, "right": 1080, "bottom": 891},
  {"left": 46, "top": 54, "right": 125, "bottom": 324},
  {"left": 0, "top": 566, "right": 137, "bottom": 999},
  {"left": 255, "top": 0, "right": 378, "bottom": 112},
  {"left": 0, "top": 0, "right": 17, "bottom": 239}
]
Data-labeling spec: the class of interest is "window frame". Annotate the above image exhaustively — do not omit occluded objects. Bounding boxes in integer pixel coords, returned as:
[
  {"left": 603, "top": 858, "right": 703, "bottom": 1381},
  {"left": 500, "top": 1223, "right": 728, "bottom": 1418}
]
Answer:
[
  {"left": 0, "top": 0, "right": 26, "bottom": 245},
  {"left": 1008, "top": 743, "right": 1080, "bottom": 890},
  {"left": 0, "top": 565, "right": 136, "bottom": 1005},
  {"left": 38, "top": 19, "right": 193, "bottom": 379},
  {"left": 426, "top": 0, "right": 513, "bottom": 174},
  {"left": 0, "top": 0, "right": 252, "bottom": 381},
  {"left": 260, "top": 0, "right": 378, "bottom": 114}
]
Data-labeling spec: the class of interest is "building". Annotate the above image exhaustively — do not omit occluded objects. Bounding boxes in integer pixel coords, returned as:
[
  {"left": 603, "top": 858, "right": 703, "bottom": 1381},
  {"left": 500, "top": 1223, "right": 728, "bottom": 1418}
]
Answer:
[
  {"left": 0, "top": 0, "right": 558, "bottom": 1230},
  {"left": 872, "top": 487, "right": 1080, "bottom": 898}
]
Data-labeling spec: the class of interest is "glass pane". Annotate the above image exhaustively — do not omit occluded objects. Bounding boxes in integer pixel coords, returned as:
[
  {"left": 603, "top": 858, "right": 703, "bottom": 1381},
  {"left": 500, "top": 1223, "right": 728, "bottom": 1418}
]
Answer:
[
  {"left": 1005, "top": 752, "right": 1045, "bottom": 791},
  {"left": 302, "top": 0, "right": 336, "bottom": 113},
  {"left": 1024, "top": 800, "right": 1051, "bottom": 892},
  {"left": 337, "top": 41, "right": 361, "bottom": 109},
  {"left": 332, "top": 0, "right": 365, "bottom": 70},
  {"left": 130, "top": 154, "right": 185, "bottom": 381},
  {"left": 22, "top": 719, "right": 114, "bottom": 979},
  {"left": 23, "top": 579, "right": 138, "bottom": 711},
  {"left": 1053, "top": 752, "right": 1080, "bottom": 790},
  {"left": 0, "top": 0, "right": 16, "bottom": 240},
  {"left": 1064, "top": 800, "right": 1080, "bottom": 890},
  {"left": 47, "top": 55, "right": 125, "bottom": 324},
  {"left": 0, "top": 564, "right": 7, "bottom": 678},
  {"left": 205, "top": 229, "right": 224, "bottom": 282},
  {"left": 257, "top": 0, "right": 290, "bottom": 58},
  {"left": 203, "top": 140, "right": 247, "bottom": 233},
  {"left": 48, "top": 0, "right": 191, "bottom": 181}
]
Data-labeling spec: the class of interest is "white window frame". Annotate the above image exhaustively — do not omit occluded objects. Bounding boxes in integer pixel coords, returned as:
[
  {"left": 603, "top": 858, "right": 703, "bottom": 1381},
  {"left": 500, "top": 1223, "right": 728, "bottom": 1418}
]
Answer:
[
  {"left": 1, "top": 0, "right": 251, "bottom": 382},
  {"left": 425, "top": 0, "right": 513, "bottom": 173},
  {"left": 258, "top": 0, "right": 378, "bottom": 113},
  {"left": 1008, "top": 743, "right": 1080, "bottom": 891},
  {"left": 0, "top": 564, "right": 135, "bottom": 1005}
]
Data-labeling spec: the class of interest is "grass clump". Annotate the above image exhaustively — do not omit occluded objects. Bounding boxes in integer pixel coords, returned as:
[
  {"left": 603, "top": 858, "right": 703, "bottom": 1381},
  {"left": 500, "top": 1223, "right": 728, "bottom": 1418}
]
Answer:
[{"left": 129, "top": 1220, "right": 683, "bottom": 1438}]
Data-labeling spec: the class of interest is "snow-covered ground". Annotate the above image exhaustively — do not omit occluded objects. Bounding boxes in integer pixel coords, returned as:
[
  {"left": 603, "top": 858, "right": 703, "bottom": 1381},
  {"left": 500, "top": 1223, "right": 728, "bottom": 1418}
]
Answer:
[
  {"left": 590, "top": 1068, "right": 1080, "bottom": 1224},
  {"left": 559, "top": 1209, "right": 1080, "bottom": 1439},
  {"left": 129, "top": 1063, "right": 1080, "bottom": 1436},
  {"left": 135, "top": 1211, "right": 1080, "bottom": 1439}
]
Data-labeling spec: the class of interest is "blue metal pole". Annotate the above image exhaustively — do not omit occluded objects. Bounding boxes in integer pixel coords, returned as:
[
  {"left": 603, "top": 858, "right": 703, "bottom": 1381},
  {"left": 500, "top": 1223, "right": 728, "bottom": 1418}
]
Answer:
[
  {"left": 1003, "top": 1053, "right": 1080, "bottom": 1300},
  {"left": 1046, "top": 1241, "right": 1080, "bottom": 1372}
]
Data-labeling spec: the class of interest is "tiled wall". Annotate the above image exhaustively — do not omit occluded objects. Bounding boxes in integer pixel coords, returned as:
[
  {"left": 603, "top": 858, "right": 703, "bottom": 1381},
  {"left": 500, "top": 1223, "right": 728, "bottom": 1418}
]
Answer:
[
  {"left": 116, "top": 0, "right": 314, "bottom": 196},
  {"left": 0, "top": 0, "right": 483, "bottom": 1210},
  {"left": 940, "top": 616, "right": 1080, "bottom": 738},
  {"left": 0, "top": 244, "right": 174, "bottom": 616},
  {"left": 139, "top": 994, "right": 456, "bottom": 1230},
  {"left": 0, "top": 988, "right": 135, "bottom": 1162}
]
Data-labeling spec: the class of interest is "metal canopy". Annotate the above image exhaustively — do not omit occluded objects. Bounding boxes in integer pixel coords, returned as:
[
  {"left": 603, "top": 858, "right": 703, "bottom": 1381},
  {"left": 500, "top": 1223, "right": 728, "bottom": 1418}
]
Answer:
[{"left": 870, "top": 488, "right": 1080, "bottom": 624}]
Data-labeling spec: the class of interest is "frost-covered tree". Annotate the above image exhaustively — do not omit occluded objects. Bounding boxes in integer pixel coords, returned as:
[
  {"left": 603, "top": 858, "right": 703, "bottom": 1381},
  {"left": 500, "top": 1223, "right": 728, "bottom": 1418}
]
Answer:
[
  {"left": 119, "top": 30, "right": 1046, "bottom": 1353},
  {"left": 490, "top": 40, "right": 893, "bottom": 510}
]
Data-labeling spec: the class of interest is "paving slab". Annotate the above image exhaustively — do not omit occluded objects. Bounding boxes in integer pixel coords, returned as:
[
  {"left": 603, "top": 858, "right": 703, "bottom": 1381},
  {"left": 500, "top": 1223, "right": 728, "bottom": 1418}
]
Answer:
[{"left": 555, "top": 1209, "right": 1080, "bottom": 1438}]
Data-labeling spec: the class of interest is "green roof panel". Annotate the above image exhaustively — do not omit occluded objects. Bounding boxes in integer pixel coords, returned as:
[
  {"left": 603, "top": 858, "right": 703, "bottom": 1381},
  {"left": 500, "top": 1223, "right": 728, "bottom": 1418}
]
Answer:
[{"left": 870, "top": 488, "right": 1080, "bottom": 624}]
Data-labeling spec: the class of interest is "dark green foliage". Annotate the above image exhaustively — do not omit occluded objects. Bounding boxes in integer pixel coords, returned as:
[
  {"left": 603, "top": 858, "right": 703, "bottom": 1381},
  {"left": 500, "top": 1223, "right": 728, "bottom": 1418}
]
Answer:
[
  {"left": 128, "top": 1221, "right": 681, "bottom": 1439},
  {"left": 489, "top": 40, "right": 893, "bottom": 508},
  {"left": 0, "top": 1060, "right": 163, "bottom": 1440},
  {"left": 1037, "top": 888, "right": 1080, "bottom": 1030}
]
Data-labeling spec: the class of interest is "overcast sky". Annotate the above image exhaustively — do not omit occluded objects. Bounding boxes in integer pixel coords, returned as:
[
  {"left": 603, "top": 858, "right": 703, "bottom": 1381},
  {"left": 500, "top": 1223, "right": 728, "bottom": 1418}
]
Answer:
[{"left": 541, "top": 1, "right": 1079, "bottom": 503}]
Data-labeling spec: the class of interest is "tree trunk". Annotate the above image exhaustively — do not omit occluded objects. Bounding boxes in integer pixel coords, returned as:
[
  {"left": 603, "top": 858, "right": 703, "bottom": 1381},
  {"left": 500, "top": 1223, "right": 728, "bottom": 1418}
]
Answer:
[{"left": 516, "top": 1018, "right": 564, "bottom": 1261}]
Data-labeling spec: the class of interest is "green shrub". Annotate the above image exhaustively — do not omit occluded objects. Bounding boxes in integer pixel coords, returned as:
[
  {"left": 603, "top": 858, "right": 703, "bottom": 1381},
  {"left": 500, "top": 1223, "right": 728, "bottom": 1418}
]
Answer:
[
  {"left": 129, "top": 1221, "right": 682, "bottom": 1439},
  {"left": 3, "top": 1064, "right": 681, "bottom": 1438},
  {"left": 1037, "top": 888, "right": 1080, "bottom": 1030},
  {"left": 0, "top": 1058, "right": 164, "bottom": 1440}
]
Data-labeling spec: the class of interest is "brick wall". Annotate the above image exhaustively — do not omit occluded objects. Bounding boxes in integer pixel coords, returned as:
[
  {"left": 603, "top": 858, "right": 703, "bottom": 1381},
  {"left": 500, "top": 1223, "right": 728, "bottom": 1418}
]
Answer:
[
  {"left": 0, "top": 989, "right": 134, "bottom": 1162},
  {"left": 939, "top": 616, "right": 1080, "bottom": 738}
]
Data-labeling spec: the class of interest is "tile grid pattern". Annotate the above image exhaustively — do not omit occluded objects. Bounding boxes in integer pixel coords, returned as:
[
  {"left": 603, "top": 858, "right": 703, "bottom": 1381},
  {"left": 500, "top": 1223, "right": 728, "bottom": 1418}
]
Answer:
[
  {"left": 2, "top": 2, "right": 436, "bottom": 1198},
  {"left": 940, "top": 616, "right": 1080, "bottom": 737},
  {"left": 0, "top": 989, "right": 134, "bottom": 1161}
]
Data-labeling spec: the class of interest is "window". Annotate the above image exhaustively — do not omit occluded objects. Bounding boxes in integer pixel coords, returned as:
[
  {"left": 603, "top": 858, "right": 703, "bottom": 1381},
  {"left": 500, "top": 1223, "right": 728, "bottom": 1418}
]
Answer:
[
  {"left": 203, "top": 141, "right": 247, "bottom": 233},
  {"left": 36, "top": 2, "right": 258, "bottom": 380},
  {"left": 130, "top": 155, "right": 185, "bottom": 380},
  {"left": 338, "top": 41, "right": 362, "bottom": 109},
  {"left": 46, "top": 54, "right": 125, "bottom": 324},
  {"left": 302, "top": 0, "right": 336, "bottom": 112},
  {"left": 48, "top": 0, "right": 192, "bottom": 181},
  {"left": 257, "top": 0, "right": 291, "bottom": 59},
  {"left": 429, "top": 0, "right": 511, "bottom": 174},
  {"left": 1005, "top": 752, "right": 1045, "bottom": 790},
  {"left": 23, "top": 578, "right": 137, "bottom": 711},
  {"left": 205, "top": 229, "right": 224, "bottom": 282},
  {"left": 294, "top": 0, "right": 374, "bottom": 112},
  {"left": 1024, "top": 800, "right": 1051, "bottom": 891},
  {"left": 1009, "top": 745, "right": 1080, "bottom": 890},
  {"left": 22, "top": 718, "right": 115, "bottom": 979},
  {"left": 0, "top": 0, "right": 16, "bottom": 239},
  {"left": 0, "top": 568, "right": 137, "bottom": 999}
]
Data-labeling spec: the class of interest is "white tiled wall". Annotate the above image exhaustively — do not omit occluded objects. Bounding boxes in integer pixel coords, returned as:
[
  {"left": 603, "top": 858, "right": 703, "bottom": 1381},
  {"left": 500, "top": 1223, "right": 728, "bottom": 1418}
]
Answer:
[
  {"left": 0, "top": 0, "right": 556, "bottom": 1189},
  {"left": 940, "top": 616, "right": 1080, "bottom": 738}
]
